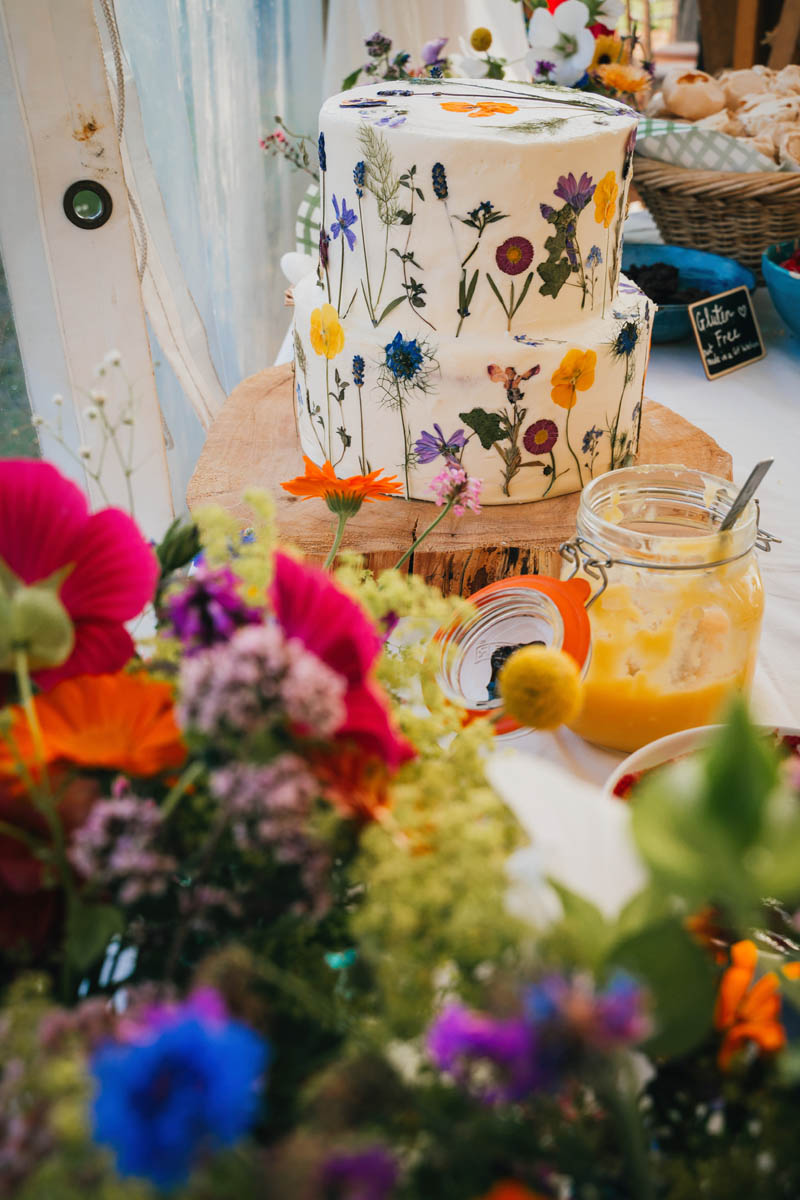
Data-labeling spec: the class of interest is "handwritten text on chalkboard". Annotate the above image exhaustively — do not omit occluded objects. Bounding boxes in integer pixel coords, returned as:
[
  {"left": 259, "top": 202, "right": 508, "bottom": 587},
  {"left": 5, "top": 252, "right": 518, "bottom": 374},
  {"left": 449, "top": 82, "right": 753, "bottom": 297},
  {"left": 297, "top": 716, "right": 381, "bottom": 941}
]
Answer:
[{"left": 688, "top": 286, "right": 765, "bottom": 380}]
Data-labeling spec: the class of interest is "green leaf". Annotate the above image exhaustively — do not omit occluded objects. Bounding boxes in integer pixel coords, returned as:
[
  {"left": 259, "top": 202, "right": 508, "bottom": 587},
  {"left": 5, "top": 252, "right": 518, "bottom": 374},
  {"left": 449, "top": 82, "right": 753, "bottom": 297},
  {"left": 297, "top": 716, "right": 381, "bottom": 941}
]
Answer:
[
  {"left": 485, "top": 273, "right": 509, "bottom": 318},
  {"left": 610, "top": 917, "right": 717, "bottom": 1057},
  {"left": 548, "top": 883, "right": 613, "bottom": 971},
  {"left": 341, "top": 68, "right": 362, "bottom": 91},
  {"left": 376, "top": 296, "right": 405, "bottom": 324},
  {"left": 537, "top": 258, "right": 572, "bottom": 300},
  {"left": 458, "top": 408, "right": 504, "bottom": 450},
  {"left": 511, "top": 271, "right": 534, "bottom": 316},
  {"left": 65, "top": 901, "right": 123, "bottom": 971},
  {"left": 702, "top": 698, "right": 776, "bottom": 849},
  {"left": 464, "top": 268, "right": 480, "bottom": 307},
  {"left": 486, "top": 60, "right": 505, "bottom": 80}
]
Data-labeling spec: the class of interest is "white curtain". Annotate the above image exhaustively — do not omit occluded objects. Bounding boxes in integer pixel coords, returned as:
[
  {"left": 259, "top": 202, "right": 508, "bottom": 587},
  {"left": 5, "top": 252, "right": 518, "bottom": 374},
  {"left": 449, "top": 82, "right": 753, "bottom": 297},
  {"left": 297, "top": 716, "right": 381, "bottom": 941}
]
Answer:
[{"left": 322, "top": 0, "right": 529, "bottom": 98}]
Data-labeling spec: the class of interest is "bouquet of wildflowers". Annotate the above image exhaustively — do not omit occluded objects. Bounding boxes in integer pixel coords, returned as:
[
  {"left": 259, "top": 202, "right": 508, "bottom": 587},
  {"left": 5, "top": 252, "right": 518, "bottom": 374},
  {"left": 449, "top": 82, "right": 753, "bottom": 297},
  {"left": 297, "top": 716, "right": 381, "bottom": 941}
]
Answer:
[{"left": 4, "top": 449, "right": 800, "bottom": 1200}]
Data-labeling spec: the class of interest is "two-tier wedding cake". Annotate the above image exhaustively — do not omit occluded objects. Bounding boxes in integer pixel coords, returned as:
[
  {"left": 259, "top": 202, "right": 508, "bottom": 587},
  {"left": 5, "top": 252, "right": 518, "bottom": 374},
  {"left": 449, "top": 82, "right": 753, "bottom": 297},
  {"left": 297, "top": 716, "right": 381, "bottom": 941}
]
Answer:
[{"left": 292, "top": 77, "right": 653, "bottom": 505}]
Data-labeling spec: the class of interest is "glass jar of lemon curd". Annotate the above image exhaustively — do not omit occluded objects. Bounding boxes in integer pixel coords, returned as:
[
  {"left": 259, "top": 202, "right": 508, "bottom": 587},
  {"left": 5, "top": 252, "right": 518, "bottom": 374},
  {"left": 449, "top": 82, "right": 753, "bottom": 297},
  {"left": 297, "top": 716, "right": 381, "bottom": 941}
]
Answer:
[{"left": 561, "top": 464, "right": 774, "bottom": 752}]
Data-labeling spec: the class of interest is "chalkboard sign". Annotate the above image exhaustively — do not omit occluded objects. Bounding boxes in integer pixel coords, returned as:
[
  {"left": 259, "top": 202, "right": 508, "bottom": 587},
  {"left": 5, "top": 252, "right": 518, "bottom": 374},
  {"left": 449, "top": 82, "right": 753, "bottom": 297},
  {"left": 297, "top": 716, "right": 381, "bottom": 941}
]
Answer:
[{"left": 688, "top": 286, "right": 766, "bottom": 380}]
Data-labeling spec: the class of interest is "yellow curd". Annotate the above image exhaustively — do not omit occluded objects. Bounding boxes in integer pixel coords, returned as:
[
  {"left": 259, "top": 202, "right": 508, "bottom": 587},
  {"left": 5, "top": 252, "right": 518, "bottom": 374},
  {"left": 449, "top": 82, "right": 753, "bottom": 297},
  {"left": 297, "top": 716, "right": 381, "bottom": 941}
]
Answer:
[{"left": 564, "top": 465, "right": 766, "bottom": 753}]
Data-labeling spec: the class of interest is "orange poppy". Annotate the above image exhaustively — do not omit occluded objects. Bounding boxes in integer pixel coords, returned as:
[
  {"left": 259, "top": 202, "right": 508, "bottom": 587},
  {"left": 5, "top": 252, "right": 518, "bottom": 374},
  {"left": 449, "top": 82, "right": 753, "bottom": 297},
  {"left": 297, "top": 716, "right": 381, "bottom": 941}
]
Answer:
[
  {"left": 281, "top": 456, "right": 403, "bottom": 514},
  {"left": 550, "top": 349, "right": 597, "bottom": 409},
  {"left": 312, "top": 745, "right": 392, "bottom": 822},
  {"left": 0, "top": 672, "right": 186, "bottom": 779},
  {"left": 714, "top": 939, "right": 786, "bottom": 1070},
  {"left": 440, "top": 101, "right": 518, "bottom": 118}
]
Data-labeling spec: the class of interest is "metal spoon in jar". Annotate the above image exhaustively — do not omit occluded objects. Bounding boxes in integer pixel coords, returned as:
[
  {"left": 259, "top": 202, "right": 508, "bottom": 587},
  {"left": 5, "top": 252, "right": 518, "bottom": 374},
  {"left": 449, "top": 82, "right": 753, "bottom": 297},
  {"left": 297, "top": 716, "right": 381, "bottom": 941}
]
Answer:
[{"left": 719, "top": 459, "right": 774, "bottom": 532}]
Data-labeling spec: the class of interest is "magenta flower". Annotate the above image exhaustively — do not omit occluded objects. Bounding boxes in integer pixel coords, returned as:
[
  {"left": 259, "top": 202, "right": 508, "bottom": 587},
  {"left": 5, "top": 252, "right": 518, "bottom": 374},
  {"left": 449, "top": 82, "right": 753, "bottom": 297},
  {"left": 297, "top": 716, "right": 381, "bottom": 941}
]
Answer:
[
  {"left": 0, "top": 460, "right": 157, "bottom": 688},
  {"left": 523, "top": 419, "right": 559, "bottom": 455},
  {"left": 495, "top": 236, "right": 534, "bottom": 276},
  {"left": 429, "top": 464, "right": 482, "bottom": 516},
  {"left": 270, "top": 552, "right": 415, "bottom": 772},
  {"left": 163, "top": 564, "right": 261, "bottom": 654}
]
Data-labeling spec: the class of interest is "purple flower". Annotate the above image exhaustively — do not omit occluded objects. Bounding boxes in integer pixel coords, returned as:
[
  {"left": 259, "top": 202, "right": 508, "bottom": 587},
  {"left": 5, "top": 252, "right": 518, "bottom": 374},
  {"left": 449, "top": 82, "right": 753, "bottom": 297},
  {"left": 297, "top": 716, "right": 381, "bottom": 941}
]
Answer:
[
  {"left": 586, "top": 244, "right": 602, "bottom": 268},
  {"left": 554, "top": 171, "right": 596, "bottom": 213},
  {"left": 365, "top": 31, "right": 392, "bottom": 59},
  {"left": 427, "top": 1002, "right": 538, "bottom": 1103},
  {"left": 593, "top": 972, "right": 650, "bottom": 1047},
  {"left": 429, "top": 464, "right": 481, "bottom": 516},
  {"left": 321, "top": 1145, "right": 398, "bottom": 1200},
  {"left": 523, "top": 971, "right": 649, "bottom": 1053},
  {"left": 69, "top": 791, "right": 177, "bottom": 906},
  {"left": 535, "top": 59, "right": 556, "bottom": 77},
  {"left": 375, "top": 112, "right": 406, "bottom": 127},
  {"left": 163, "top": 564, "right": 261, "bottom": 654},
  {"left": 540, "top": 203, "right": 556, "bottom": 222},
  {"left": 524, "top": 419, "right": 559, "bottom": 456},
  {"left": 421, "top": 35, "right": 448, "bottom": 66},
  {"left": 414, "top": 423, "right": 467, "bottom": 464},
  {"left": 320, "top": 228, "right": 330, "bottom": 270},
  {"left": 331, "top": 195, "right": 358, "bottom": 251}
]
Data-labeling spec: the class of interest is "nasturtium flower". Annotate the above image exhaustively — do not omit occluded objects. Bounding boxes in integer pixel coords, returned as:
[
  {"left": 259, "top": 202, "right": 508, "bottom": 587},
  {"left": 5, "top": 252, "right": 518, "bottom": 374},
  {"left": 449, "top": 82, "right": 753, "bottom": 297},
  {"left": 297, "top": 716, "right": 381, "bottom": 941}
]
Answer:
[
  {"left": 594, "top": 170, "right": 619, "bottom": 228},
  {"left": 310, "top": 303, "right": 345, "bottom": 359},
  {"left": 551, "top": 348, "right": 597, "bottom": 409},
  {"left": 0, "top": 460, "right": 157, "bottom": 688}
]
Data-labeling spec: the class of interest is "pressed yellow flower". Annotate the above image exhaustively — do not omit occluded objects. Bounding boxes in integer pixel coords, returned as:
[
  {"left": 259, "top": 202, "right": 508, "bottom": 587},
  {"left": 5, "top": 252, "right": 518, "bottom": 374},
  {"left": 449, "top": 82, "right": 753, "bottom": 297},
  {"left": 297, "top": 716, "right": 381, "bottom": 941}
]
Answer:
[
  {"left": 594, "top": 170, "right": 619, "bottom": 229},
  {"left": 498, "top": 646, "right": 582, "bottom": 731},
  {"left": 596, "top": 62, "right": 651, "bottom": 96},
  {"left": 590, "top": 34, "right": 630, "bottom": 70},
  {"left": 309, "top": 303, "right": 345, "bottom": 359},
  {"left": 550, "top": 348, "right": 597, "bottom": 409},
  {"left": 470, "top": 26, "right": 493, "bottom": 52}
]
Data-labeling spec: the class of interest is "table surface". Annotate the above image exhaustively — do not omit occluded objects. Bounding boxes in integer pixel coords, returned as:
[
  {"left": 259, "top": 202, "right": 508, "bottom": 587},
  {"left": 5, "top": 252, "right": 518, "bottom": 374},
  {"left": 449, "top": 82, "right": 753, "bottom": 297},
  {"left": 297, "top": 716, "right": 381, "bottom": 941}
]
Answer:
[{"left": 277, "top": 238, "right": 800, "bottom": 786}]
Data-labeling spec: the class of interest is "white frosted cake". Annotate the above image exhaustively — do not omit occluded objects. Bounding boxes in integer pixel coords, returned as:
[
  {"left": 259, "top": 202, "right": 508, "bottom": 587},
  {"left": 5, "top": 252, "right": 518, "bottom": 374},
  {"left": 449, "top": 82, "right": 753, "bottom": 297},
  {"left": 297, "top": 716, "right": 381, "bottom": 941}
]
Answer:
[{"left": 292, "top": 77, "right": 654, "bottom": 504}]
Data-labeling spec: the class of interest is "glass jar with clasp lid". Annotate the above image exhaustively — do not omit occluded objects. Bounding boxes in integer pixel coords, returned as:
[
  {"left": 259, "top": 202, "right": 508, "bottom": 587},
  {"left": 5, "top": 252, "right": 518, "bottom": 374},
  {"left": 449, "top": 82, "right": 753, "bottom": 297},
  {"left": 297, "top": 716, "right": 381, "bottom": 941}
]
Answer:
[
  {"left": 560, "top": 463, "right": 777, "bottom": 752},
  {"left": 434, "top": 464, "right": 777, "bottom": 751}
]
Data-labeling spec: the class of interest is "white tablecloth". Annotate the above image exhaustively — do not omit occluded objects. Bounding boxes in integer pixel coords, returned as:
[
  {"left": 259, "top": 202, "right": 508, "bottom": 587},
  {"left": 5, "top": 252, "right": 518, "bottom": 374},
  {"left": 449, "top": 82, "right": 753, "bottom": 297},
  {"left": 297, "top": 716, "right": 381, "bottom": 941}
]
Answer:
[{"left": 277, "top": 225, "right": 800, "bottom": 785}]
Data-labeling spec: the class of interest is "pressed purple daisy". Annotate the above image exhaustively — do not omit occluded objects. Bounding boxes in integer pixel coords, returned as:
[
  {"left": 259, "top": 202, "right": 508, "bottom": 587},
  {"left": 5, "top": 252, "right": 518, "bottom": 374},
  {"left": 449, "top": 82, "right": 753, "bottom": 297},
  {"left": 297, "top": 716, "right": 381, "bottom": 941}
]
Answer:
[
  {"left": 523, "top": 419, "right": 559, "bottom": 456},
  {"left": 495, "top": 236, "right": 534, "bottom": 276}
]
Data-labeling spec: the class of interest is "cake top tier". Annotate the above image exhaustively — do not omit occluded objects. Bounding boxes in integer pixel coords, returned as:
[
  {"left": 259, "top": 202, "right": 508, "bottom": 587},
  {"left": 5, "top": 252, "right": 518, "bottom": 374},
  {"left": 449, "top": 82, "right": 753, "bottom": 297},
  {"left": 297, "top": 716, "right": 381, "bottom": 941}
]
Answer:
[
  {"left": 316, "top": 79, "right": 638, "bottom": 336},
  {"left": 322, "top": 77, "right": 636, "bottom": 143}
]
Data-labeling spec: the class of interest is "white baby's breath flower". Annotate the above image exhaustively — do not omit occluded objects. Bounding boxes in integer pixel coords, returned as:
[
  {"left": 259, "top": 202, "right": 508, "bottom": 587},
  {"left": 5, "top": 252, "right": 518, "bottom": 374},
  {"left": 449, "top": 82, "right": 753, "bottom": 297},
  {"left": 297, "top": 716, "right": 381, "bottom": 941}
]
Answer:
[
  {"left": 52, "top": 393, "right": 64, "bottom": 406},
  {"left": 83, "top": 406, "right": 99, "bottom": 421},
  {"left": 104, "top": 349, "right": 122, "bottom": 367},
  {"left": 122, "top": 414, "right": 135, "bottom": 426},
  {"left": 78, "top": 445, "right": 93, "bottom": 460},
  {"left": 32, "top": 414, "right": 45, "bottom": 427},
  {"left": 89, "top": 389, "right": 108, "bottom": 406}
]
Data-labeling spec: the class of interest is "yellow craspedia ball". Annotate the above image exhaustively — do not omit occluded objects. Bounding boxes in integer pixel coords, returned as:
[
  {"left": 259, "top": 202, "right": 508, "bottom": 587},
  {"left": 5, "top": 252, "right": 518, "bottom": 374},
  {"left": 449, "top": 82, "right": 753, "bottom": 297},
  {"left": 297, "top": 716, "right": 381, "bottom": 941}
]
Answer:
[
  {"left": 497, "top": 645, "right": 582, "bottom": 731},
  {"left": 470, "top": 26, "right": 493, "bottom": 52}
]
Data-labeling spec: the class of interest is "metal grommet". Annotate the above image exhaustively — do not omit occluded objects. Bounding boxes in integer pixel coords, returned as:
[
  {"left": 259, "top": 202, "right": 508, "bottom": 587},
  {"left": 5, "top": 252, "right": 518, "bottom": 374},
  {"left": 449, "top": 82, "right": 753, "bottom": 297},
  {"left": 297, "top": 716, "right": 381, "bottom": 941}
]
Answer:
[{"left": 63, "top": 180, "right": 113, "bottom": 230}]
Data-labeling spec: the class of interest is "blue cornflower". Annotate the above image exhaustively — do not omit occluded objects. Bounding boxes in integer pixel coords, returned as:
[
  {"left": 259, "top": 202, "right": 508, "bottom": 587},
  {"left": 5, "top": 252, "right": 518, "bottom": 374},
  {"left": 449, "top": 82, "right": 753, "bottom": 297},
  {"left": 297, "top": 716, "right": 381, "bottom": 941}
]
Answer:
[
  {"left": 352, "top": 354, "right": 365, "bottom": 387},
  {"left": 582, "top": 426, "right": 602, "bottom": 454},
  {"left": 414, "top": 423, "right": 467, "bottom": 464},
  {"left": 586, "top": 245, "right": 603, "bottom": 268},
  {"left": 91, "top": 1001, "right": 269, "bottom": 1190},
  {"left": 614, "top": 321, "right": 639, "bottom": 356},
  {"left": 353, "top": 160, "right": 366, "bottom": 197},
  {"left": 432, "top": 162, "right": 448, "bottom": 200},
  {"left": 384, "top": 332, "right": 423, "bottom": 381},
  {"left": 317, "top": 131, "right": 327, "bottom": 173},
  {"left": 331, "top": 195, "right": 358, "bottom": 251}
]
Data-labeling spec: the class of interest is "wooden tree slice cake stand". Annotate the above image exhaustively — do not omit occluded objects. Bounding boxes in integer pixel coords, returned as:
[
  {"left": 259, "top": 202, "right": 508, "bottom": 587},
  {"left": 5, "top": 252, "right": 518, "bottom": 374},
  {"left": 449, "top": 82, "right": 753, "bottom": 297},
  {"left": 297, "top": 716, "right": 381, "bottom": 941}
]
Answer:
[{"left": 187, "top": 364, "right": 732, "bottom": 596}]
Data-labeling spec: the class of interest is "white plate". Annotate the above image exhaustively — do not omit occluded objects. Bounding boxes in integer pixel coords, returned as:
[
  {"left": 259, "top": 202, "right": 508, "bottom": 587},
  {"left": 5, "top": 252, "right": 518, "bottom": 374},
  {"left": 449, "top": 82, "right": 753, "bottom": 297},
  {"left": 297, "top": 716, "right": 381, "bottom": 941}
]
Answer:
[{"left": 604, "top": 723, "right": 800, "bottom": 800}]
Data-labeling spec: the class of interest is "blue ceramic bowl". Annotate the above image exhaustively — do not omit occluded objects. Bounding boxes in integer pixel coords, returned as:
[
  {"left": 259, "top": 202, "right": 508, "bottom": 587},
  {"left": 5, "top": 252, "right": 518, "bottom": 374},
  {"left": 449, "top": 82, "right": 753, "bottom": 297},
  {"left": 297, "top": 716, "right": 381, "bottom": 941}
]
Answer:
[
  {"left": 762, "top": 239, "right": 800, "bottom": 339},
  {"left": 621, "top": 243, "right": 756, "bottom": 344}
]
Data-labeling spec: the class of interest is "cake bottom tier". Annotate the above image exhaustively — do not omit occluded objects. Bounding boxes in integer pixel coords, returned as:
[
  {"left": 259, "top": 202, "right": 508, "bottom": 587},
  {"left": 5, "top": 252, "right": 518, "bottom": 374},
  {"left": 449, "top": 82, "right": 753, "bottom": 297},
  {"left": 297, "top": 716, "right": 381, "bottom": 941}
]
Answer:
[{"left": 292, "top": 274, "right": 654, "bottom": 505}]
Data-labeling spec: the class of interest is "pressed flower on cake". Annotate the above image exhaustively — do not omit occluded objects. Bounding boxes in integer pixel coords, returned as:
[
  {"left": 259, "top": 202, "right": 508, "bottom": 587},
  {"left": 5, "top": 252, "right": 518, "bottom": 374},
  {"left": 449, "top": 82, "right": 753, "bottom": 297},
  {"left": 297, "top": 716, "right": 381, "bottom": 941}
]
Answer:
[
  {"left": 309, "top": 303, "right": 345, "bottom": 359},
  {"left": 551, "top": 348, "right": 597, "bottom": 408},
  {"left": 594, "top": 170, "right": 619, "bottom": 229}
]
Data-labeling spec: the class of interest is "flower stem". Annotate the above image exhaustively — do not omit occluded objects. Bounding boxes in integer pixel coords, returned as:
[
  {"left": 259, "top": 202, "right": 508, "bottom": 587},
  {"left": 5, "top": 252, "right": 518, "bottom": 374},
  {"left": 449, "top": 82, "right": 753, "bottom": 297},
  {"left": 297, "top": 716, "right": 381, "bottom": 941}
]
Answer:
[
  {"left": 325, "top": 359, "right": 332, "bottom": 460},
  {"left": 324, "top": 511, "right": 350, "bottom": 570},
  {"left": 357, "top": 384, "right": 367, "bottom": 473},
  {"left": 394, "top": 496, "right": 455, "bottom": 570},
  {"left": 565, "top": 406, "right": 584, "bottom": 487},
  {"left": 543, "top": 449, "right": 557, "bottom": 497},
  {"left": 357, "top": 194, "right": 375, "bottom": 322}
]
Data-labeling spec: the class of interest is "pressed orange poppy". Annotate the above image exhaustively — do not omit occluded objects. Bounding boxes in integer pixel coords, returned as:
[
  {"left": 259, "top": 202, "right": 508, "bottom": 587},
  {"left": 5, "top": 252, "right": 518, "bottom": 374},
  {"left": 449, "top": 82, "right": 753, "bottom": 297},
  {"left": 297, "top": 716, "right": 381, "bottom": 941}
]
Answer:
[
  {"left": 440, "top": 100, "right": 518, "bottom": 117},
  {"left": 0, "top": 672, "right": 186, "bottom": 779},
  {"left": 281, "top": 456, "right": 403, "bottom": 513},
  {"left": 714, "top": 939, "right": 786, "bottom": 1070}
]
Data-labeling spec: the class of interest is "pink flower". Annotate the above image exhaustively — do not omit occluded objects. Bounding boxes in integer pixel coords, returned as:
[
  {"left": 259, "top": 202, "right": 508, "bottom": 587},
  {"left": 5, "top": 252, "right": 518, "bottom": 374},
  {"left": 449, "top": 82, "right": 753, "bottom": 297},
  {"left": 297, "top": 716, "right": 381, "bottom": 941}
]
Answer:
[
  {"left": 273, "top": 127, "right": 287, "bottom": 143},
  {"left": 429, "top": 464, "right": 482, "bottom": 516},
  {"left": 270, "top": 552, "right": 415, "bottom": 772},
  {"left": 0, "top": 460, "right": 158, "bottom": 688}
]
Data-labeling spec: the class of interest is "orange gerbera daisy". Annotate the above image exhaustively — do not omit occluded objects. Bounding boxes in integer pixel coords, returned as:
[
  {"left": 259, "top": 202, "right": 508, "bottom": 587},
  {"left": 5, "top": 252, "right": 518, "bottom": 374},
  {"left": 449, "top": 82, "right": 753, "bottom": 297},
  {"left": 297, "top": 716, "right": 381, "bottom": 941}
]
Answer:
[
  {"left": 714, "top": 939, "right": 786, "bottom": 1070},
  {"left": 0, "top": 672, "right": 186, "bottom": 779},
  {"left": 440, "top": 100, "right": 518, "bottom": 118},
  {"left": 596, "top": 62, "right": 652, "bottom": 96},
  {"left": 551, "top": 348, "right": 597, "bottom": 409},
  {"left": 281, "top": 456, "right": 403, "bottom": 516}
]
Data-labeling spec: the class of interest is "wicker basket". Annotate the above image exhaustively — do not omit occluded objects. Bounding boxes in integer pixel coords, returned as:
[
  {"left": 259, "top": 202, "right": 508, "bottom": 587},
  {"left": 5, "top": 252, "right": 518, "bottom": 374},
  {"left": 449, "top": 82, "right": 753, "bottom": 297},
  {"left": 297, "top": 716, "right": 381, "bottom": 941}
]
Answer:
[{"left": 633, "top": 156, "right": 800, "bottom": 283}]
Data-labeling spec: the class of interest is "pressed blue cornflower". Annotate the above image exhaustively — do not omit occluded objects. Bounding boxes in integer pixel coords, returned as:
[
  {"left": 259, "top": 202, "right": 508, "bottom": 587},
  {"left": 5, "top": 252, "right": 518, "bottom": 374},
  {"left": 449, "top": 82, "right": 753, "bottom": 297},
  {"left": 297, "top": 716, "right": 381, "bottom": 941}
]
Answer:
[
  {"left": 352, "top": 354, "right": 365, "bottom": 387},
  {"left": 586, "top": 245, "right": 603, "bottom": 268},
  {"left": 384, "top": 332, "right": 423, "bottom": 381},
  {"left": 353, "top": 160, "right": 365, "bottom": 197},
  {"left": 91, "top": 998, "right": 269, "bottom": 1190},
  {"left": 317, "top": 131, "right": 327, "bottom": 173},
  {"left": 614, "top": 321, "right": 639, "bottom": 357},
  {"left": 432, "top": 162, "right": 448, "bottom": 200},
  {"left": 582, "top": 426, "right": 602, "bottom": 455}
]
